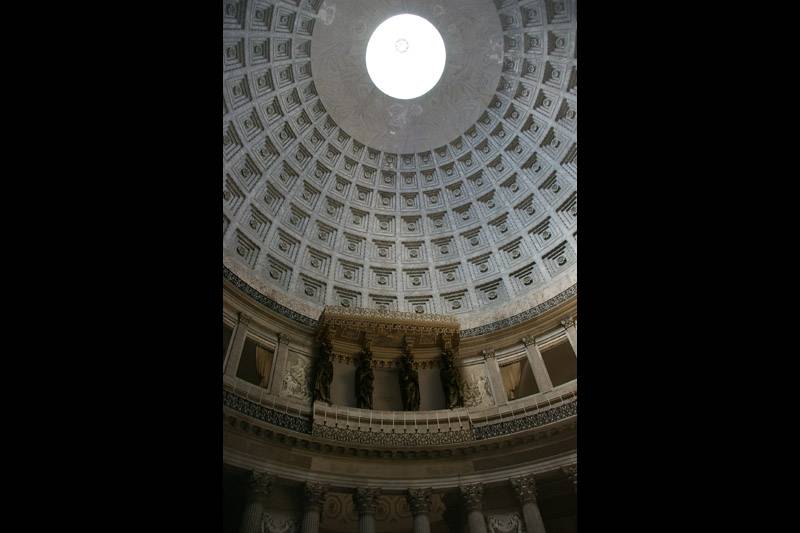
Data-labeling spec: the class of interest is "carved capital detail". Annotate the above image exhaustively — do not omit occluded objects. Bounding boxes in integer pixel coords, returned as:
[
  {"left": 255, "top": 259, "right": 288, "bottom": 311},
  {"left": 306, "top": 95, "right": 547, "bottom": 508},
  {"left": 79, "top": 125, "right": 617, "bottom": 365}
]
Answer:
[
  {"left": 237, "top": 312, "right": 251, "bottom": 325},
  {"left": 510, "top": 474, "right": 537, "bottom": 504},
  {"left": 277, "top": 332, "right": 292, "bottom": 346},
  {"left": 304, "top": 481, "right": 329, "bottom": 511},
  {"left": 407, "top": 488, "right": 433, "bottom": 515},
  {"left": 460, "top": 483, "right": 483, "bottom": 511},
  {"left": 480, "top": 349, "right": 496, "bottom": 360},
  {"left": 245, "top": 470, "right": 273, "bottom": 500},
  {"left": 354, "top": 487, "right": 382, "bottom": 515},
  {"left": 562, "top": 464, "right": 577, "bottom": 491},
  {"left": 520, "top": 335, "right": 535, "bottom": 347},
  {"left": 561, "top": 316, "right": 576, "bottom": 329}
]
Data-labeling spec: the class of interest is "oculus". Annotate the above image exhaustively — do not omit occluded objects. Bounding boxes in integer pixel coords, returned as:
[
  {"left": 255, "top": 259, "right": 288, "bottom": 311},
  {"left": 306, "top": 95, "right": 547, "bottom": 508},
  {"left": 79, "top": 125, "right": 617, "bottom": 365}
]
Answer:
[{"left": 365, "top": 14, "right": 446, "bottom": 100}]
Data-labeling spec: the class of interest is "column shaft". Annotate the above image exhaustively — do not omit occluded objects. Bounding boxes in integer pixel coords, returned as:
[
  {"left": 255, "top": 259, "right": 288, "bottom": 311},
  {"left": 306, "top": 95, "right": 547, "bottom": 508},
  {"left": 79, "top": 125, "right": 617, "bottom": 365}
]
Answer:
[
  {"left": 521, "top": 501, "right": 547, "bottom": 533},
  {"left": 481, "top": 351, "right": 507, "bottom": 406},
  {"left": 270, "top": 333, "right": 291, "bottom": 393},
  {"left": 301, "top": 509, "right": 320, "bottom": 533},
  {"left": 238, "top": 501, "right": 263, "bottom": 533},
  {"left": 225, "top": 313, "right": 250, "bottom": 377},
  {"left": 564, "top": 324, "right": 577, "bottom": 356},
  {"left": 523, "top": 342, "right": 553, "bottom": 393},
  {"left": 358, "top": 513, "right": 375, "bottom": 533},
  {"left": 413, "top": 513, "right": 431, "bottom": 533},
  {"left": 467, "top": 510, "right": 488, "bottom": 533},
  {"left": 238, "top": 471, "right": 272, "bottom": 533}
]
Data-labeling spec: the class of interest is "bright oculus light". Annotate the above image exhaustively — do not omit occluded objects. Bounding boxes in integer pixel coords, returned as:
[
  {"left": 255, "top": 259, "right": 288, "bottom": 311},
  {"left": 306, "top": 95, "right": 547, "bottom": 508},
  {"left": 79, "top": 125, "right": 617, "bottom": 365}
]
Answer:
[{"left": 365, "top": 14, "right": 446, "bottom": 100}]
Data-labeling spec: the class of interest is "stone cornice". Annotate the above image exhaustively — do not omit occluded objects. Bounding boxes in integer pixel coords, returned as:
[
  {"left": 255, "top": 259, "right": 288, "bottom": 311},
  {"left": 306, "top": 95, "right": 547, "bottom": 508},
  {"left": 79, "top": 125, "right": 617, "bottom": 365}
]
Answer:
[
  {"left": 224, "top": 266, "right": 576, "bottom": 337},
  {"left": 223, "top": 447, "right": 577, "bottom": 493}
]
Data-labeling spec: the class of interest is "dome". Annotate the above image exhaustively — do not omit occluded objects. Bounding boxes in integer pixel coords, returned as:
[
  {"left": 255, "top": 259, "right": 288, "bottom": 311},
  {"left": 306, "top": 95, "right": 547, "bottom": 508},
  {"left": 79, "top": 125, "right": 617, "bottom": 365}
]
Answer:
[{"left": 222, "top": 0, "right": 576, "bottom": 332}]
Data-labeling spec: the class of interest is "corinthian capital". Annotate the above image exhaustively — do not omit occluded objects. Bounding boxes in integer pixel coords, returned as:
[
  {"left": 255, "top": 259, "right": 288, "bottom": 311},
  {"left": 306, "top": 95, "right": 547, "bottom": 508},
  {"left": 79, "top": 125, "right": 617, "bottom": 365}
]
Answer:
[
  {"left": 480, "top": 349, "right": 496, "bottom": 359},
  {"left": 562, "top": 464, "right": 577, "bottom": 491},
  {"left": 354, "top": 487, "right": 382, "bottom": 515},
  {"left": 304, "top": 481, "right": 329, "bottom": 511},
  {"left": 510, "top": 474, "right": 538, "bottom": 504},
  {"left": 277, "top": 332, "right": 292, "bottom": 346},
  {"left": 460, "top": 483, "right": 483, "bottom": 511},
  {"left": 520, "top": 335, "right": 535, "bottom": 347},
  {"left": 407, "top": 488, "right": 433, "bottom": 515},
  {"left": 561, "top": 316, "right": 576, "bottom": 329},
  {"left": 245, "top": 470, "right": 273, "bottom": 501}
]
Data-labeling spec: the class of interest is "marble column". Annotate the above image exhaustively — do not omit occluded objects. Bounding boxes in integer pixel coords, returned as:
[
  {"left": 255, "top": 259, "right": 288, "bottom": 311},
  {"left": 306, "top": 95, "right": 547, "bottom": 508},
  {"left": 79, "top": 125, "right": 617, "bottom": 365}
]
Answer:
[
  {"left": 301, "top": 481, "right": 328, "bottom": 533},
  {"left": 239, "top": 470, "right": 273, "bottom": 533},
  {"left": 510, "top": 474, "right": 547, "bottom": 533},
  {"left": 407, "top": 488, "right": 433, "bottom": 533},
  {"left": 480, "top": 350, "right": 508, "bottom": 406},
  {"left": 224, "top": 312, "right": 250, "bottom": 376},
  {"left": 562, "top": 464, "right": 577, "bottom": 493},
  {"left": 354, "top": 487, "right": 381, "bottom": 533},
  {"left": 460, "top": 483, "right": 487, "bottom": 533},
  {"left": 561, "top": 317, "right": 577, "bottom": 356},
  {"left": 520, "top": 337, "right": 554, "bottom": 394}
]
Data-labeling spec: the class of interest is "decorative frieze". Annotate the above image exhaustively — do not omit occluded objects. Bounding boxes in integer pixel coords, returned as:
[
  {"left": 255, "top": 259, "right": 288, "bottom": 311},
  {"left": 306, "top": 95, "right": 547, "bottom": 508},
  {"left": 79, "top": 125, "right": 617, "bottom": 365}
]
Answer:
[
  {"left": 223, "top": 389, "right": 576, "bottom": 446},
  {"left": 222, "top": 389, "right": 312, "bottom": 434},
  {"left": 471, "top": 398, "right": 577, "bottom": 440}
]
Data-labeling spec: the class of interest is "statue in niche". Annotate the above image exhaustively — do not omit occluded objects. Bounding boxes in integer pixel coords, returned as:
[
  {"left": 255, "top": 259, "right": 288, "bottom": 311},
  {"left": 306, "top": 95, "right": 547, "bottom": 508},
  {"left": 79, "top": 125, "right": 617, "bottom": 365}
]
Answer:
[
  {"left": 399, "top": 337, "right": 420, "bottom": 411},
  {"left": 313, "top": 330, "right": 334, "bottom": 403},
  {"left": 440, "top": 346, "right": 464, "bottom": 409},
  {"left": 355, "top": 340, "right": 374, "bottom": 409}
]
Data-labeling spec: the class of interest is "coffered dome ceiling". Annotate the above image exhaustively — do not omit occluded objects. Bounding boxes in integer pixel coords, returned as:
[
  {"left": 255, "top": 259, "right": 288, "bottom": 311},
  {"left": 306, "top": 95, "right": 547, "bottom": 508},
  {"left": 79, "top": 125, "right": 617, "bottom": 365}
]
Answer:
[{"left": 222, "top": 0, "right": 577, "bottom": 330}]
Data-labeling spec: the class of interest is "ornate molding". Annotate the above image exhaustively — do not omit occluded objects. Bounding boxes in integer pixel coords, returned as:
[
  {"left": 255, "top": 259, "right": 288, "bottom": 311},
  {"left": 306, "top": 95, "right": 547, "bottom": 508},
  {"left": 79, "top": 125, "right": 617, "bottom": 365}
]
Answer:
[
  {"left": 510, "top": 474, "right": 537, "bottom": 504},
  {"left": 320, "top": 306, "right": 460, "bottom": 337},
  {"left": 354, "top": 487, "right": 382, "bottom": 514},
  {"left": 460, "top": 483, "right": 483, "bottom": 511},
  {"left": 224, "top": 266, "right": 318, "bottom": 328},
  {"left": 224, "top": 388, "right": 576, "bottom": 450},
  {"left": 487, "top": 513, "right": 524, "bottom": 533},
  {"left": 472, "top": 398, "right": 577, "bottom": 440},
  {"left": 406, "top": 488, "right": 433, "bottom": 515},
  {"left": 304, "top": 481, "right": 329, "bottom": 511},
  {"left": 223, "top": 390, "right": 312, "bottom": 434}
]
